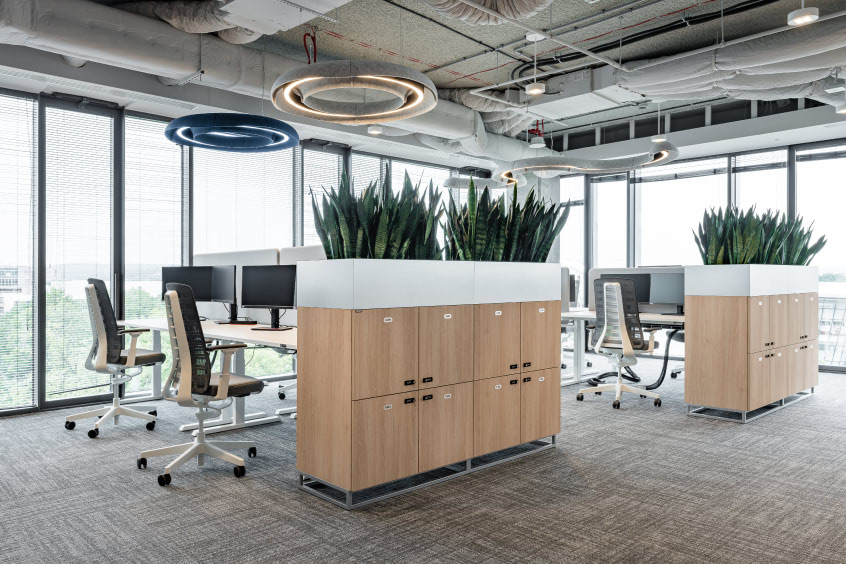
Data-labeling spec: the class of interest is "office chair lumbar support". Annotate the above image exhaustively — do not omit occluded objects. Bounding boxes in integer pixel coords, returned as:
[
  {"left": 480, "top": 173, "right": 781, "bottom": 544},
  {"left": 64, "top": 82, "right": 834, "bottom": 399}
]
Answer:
[
  {"left": 64, "top": 279, "right": 163, "bottom": 436},
  {"left": 139, "top": 283, "right": 262, "bottom": 486},
  {"left": 576, "top": 280, "right": 662, "bottom": 409}
]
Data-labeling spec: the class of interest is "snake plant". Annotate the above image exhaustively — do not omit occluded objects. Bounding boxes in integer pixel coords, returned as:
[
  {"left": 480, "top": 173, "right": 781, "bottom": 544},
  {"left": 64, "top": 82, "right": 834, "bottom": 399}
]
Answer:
[
  {"left": 442, "top": 178, "right": 571, "bottom": 262},
  {"left": 694, "top": 206, "right": 826, "bottom": 265},
  {"left": 311, "top": 170, "right": 443, "bottom": 260}
]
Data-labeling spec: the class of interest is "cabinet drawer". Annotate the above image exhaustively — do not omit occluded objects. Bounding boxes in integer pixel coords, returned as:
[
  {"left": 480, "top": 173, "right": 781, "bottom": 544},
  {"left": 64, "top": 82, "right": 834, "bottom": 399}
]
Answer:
[
  {"left": 474, "top": 374, "right": 521, "bottom": 457},
  {"left": 474, "top": 303, "right": 521, "bottom": 380},
  {"left": 351, "top": 392, "right": 418, "bottom": 491},
  {"left": 352, "top": 307, "right": 418, "bottom": 400},
  {"left": 520, "top": 368, "right": 560, "bottom": 443},
  {"left": 520, "top": 301, "right": 561, "bottom": 372},
  {"left": 419, "top": 305, "right": 473, "bottom": 389},
  {"left": 418, "top": 382, "right": 473, "bottom": 473}
]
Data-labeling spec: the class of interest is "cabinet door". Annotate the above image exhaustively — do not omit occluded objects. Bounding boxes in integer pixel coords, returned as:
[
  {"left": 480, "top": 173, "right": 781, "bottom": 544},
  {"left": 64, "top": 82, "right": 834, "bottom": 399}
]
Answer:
[
  {"left": 769, "top": 294, "right": 789, "bottom": 349},
  {"left": 352, "top": 307, "right": 418, "bottom": 400},
  {"left": 474, "top": 374, "right": 521, "bottom": 457},
  {"left": 419, "top": 305, "right": 473, "bottom": 389},
  {"left": 804, "top": 340, "right": 819, "bottom": 390},
  {"left": 804, "top": 293, "right": 819, "bottom": 342},
  {"left": 474, "top": 303, "right": 521, "bottom": 380},
  {"left": 520, "top": 368, "right": 560, "bottom": 443},
  {"left": 747, "top": 352, "right": 770, "bottom": 411},
  {"left": 786, "top": 344, "right": 805, "bottom": 397},
  {"left": 418, "top": 382, "right": 473, "bottom": 473},
  {"left": 520, "top": 301, "right": 561, "bottom": 372},
  {"left": 769, "top": 347, "right": 788, "bottom": 404},
  {"left": 748, "top": 296, "right": 770, "bottom": 354},
  {"left": 788, "top": 293, "right": 804, "bottom": 345},
  {"left": 351, "top": 392, "right": 418, "bottom": 491}
]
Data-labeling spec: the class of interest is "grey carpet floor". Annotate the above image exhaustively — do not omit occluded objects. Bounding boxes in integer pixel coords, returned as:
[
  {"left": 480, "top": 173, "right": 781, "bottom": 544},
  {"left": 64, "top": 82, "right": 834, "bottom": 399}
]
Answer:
[{"left": 2, "top": 359, "right": 845, "bottom": 564}]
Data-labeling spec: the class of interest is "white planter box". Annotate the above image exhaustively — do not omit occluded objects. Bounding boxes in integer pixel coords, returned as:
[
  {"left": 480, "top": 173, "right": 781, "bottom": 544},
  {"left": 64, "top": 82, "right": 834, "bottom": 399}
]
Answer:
[
  {"left": 684, "top": 265, "right": 818, "bottom": 297},
  {"left": 297, "top": 259, "right": 561, "bottom": 309}
]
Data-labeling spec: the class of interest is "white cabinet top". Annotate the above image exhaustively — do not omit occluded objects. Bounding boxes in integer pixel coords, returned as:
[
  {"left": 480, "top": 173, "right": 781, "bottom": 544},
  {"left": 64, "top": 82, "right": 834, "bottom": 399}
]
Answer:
[
  {"left": 685, "top": 265, "right": 818, "bottom": 296},
  {"left": 297, "top": 259, "right": 561, "bottom": 309}
]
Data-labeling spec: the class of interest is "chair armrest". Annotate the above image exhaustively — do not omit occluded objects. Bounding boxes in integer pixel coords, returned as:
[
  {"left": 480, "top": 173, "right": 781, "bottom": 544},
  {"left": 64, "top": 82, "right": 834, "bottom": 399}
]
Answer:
[
  {"left": 206, "top": 343, "right": 248, "bottom": 352},
  {"left": 118, "top": 328, "right": 149, "bottom": 335},
  {"left": 212, "top": 344, "right": 248, "bottom": 400},
  {"left": 643, "top": 327, "right": 659, "bottom": 354}
]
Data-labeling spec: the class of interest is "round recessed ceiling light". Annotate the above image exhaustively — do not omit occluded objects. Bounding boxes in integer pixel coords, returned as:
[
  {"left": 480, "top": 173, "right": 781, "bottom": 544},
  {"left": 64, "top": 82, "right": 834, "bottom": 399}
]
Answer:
[
  {"left": 787, "top": 3, "right": 819, "bottom": 26},
  {"left": 272, "top": 60, "right": 438, "bottom": 125},
  {"left": 164, "top": 113, "right": 299, "bottom": 152},
  {"left": 443, "top": 177, "right": 509, "bottom": 190}
]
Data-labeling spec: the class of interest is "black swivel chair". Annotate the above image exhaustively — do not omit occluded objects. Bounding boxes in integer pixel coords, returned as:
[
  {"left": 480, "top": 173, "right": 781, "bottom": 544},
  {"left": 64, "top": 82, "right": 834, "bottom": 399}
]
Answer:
[
  {"left": 137, "top": 283, "right": 263, "bottom": 487},
  {"left": 64, "top": 279, "right": 164, "bottom": 437}
]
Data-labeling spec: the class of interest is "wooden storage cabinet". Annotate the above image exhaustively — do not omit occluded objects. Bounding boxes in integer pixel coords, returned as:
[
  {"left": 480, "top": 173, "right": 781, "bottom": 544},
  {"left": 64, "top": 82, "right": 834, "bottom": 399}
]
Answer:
[
  {"left": 352, "top": 307, "right": 418, "bottom": 400},
  {"left": 419, "top": 305, "right": 473, "bottom": 389},
  {"left": 474, "top": 302, "right": 521, "bottom": 380},
  {"left": 520, "top": 368, "right": 561, "bottom": 443},
  {"left": 520, "top": 301, "right": 561, "bottom": 372},
  {"left": 474, "top": 374, "right": 521, "bottom": 457},
  {"left": 418, "top": 382, "right": 473, "bottom": 473}
]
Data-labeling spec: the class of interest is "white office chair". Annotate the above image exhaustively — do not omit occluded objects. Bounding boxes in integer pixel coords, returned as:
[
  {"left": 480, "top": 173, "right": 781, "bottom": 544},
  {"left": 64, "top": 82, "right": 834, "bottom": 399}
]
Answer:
[
  {"left": 137, "top": 283, "right": 263, "bottom": 486},
  {"left": 64, "top": 279, "right": 162, "bottom": 437},
  {"left": 576, "top": 279, "right": 662, "bottom": 409}
]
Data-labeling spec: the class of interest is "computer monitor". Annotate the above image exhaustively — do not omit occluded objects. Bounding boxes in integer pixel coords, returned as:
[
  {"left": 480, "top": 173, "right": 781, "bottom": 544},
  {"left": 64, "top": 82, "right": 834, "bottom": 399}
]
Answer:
[
  {"left": 210, "top": 265, "right": 236, "bottom": 304},
  {"left": 601, "top": 273, "right": 650, "bottom": 304},
  {"left": 241, "top": 265, "right": 296, "bottom": 331},
  {"left": 161, "top": 266, "right": 213, "bottom": 301},
  {"left": 649, "top": 273, "right": 685, "bottom": 308}
]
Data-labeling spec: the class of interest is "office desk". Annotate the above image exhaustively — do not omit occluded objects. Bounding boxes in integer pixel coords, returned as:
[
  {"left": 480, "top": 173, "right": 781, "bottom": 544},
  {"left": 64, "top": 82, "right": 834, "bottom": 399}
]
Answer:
[
  {"left": 121, "top": 318, "right": 297, "bottom": 434},
  {"left": 561, "top": 310, "right": 685, "bottom": 386}
]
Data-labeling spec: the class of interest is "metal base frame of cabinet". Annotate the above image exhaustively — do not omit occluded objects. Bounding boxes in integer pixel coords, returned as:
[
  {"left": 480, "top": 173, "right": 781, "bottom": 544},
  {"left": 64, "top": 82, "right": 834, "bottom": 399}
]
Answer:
[
  {"left": 687, "top": 388, "right": 815, "bottom": 423},
  {"left": 299, "top": 435, "right": 556, "bottom": 510}
]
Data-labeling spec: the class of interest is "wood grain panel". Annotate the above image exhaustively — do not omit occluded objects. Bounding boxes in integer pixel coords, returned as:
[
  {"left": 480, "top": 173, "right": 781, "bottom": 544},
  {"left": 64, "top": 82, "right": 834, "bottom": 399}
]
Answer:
[
  {"left": 418, "top": 305, "right": 473, "bottom": 389},
  {"left": 805, "top": 340, "right": 819, "bottom": 390},
  {"left": 474, "top": 374, "right": 521, "bottom": 457},
  {"left": 418, "top": 382, "right": 473, "bottom": 473},
  {"left": 351, "top": 392, "right": 418, "bottom": 491},
  {"left": 352, "top": 307, "right": 418, "bottom": 400},
  {"left": 520, "top": 367, "right": 561, "bottom": 443},
  {"left": 684, "top": 296, "right": 748, "bottom": 411},
  {"left": 748, "top": 296, "right": 770, "bottom": 354},
  {"left": 520, "top": 301, "right": 561, "bottom": 372},
  {"left": 747, "top": 352, "right": 770, "bottom": 412},
  {"left": 786, "top": 343, "right": 805, "bottom": 398},
  {"left": 804, "top": 293, "right": 819, "bottom": 341},
  {"left": 788, "top": 293, "right": 804, "bottom": 345},
  {"left": 770, "top": 346, "right": 788, "bottom": 403},
  {"left": 474, "top": 303, "right": 521, "bottom": 380},
  {"left": 769, "top": 294, "right": 789, "bottom": 349},
  {"left": 296, "top": 307, "right": 353, "bottom": 490}
]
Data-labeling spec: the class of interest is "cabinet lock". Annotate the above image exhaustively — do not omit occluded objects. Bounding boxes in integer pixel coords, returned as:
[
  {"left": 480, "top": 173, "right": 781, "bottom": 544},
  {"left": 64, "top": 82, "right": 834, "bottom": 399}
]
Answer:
[
  {"left": 523, "top": 377, "right": 531, "bottom": 382},
  {"left": 523, "top": 362, "right": 531, "bottom": 368},
  {"left": 384, "top": 404, "right": 392, "bottom": 410},
  {"left": 495, "top": 310, "right": 502, "bottom": 316},
  {"left": 495, "top": 384, "right": 502, "bottom": 390},
  {"left": 539, "top": 377, "right": 545, "bottom": 382},
  {"left": 443, "top": 393, "right": 452, "bottom": 399},
  {"left": 404, "top": 379, "right": 415, "bottom": 386},
  {"left": 443, "top": 313, "right": 452, "bottom": 319},
  {"left": 404, "top": 398, "right": 415, "bottom": 404},
  {"left": 422, "top": 377, "right": 433, "bottom": 383},
  {"left": 510, "top": 364, "right": 519, "bottom": 370},
  {"left": 510, "top": 379, "right": 519, "bottom": 385},
  {"left": 383, "top": 317, "right": 393, "bottom": 323},
  {"left": 422, "top": 395, "right": 433, "bottom": 401},
  {"left": 539, "top": 308, "right": 545, "bottom": 313}
]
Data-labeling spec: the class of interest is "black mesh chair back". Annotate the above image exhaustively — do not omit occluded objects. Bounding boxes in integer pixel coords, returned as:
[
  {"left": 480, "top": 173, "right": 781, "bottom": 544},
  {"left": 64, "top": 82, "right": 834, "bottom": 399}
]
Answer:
[
  {"left": 165, "top": 283, "right": 213, "bottom": 395},
  {"left": 591, "top": 277, "right": 645, "bottom": 351},
  {"left": 88, "top": 278, "right": 121, "bottom": 364}
]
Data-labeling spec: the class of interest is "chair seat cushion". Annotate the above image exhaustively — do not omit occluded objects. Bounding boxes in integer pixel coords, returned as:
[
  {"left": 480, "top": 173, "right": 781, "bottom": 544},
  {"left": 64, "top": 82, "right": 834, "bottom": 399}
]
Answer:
[
  {"left": 118, "top": 349, "right": 166, "bottom": 366},
  {"left": 207, "top": 373, "right": 264, "bottom": 397}
]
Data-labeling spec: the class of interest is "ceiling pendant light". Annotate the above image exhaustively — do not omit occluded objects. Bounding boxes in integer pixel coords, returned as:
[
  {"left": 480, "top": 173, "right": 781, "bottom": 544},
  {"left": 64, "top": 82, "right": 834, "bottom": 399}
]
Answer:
[
  {"left": 787, "top": 1, "right": 819, "bottom": 26},
  {"left": 524, "top": 32, "right": 546, "bottom": 96},
  {"left": 651, "top": 102, "right": 667, "bottom": 143},
  {"left": 529, "top": 136, "right": 546, "bottom": 149},
  {"left": 165, "top": 113, "right": 299, "bottom": 152},
  {"left": 367, "top": 125, "right": 383, "bottom": 135},
  {"left": 443, "top": 177, "right": 509, "bottom": 190},
  {"left": 836, "top": 92, "right": 846, "bottom": 115},
  {"left": 272, "top": 60, "right": 438, "bottom": 125}
]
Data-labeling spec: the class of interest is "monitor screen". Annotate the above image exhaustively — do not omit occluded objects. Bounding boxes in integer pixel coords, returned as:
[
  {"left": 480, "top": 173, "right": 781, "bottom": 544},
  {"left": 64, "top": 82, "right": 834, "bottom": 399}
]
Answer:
[
  {"left": 161, "top": 266, "right": 213, "bottom": 301},
  {"left": 601, "top": 273, "right": 651, "bottom": 304},
  {"left": 241, "top": 265, "right": 296, "bottom": 309},
  {"left": 210, "top": 265, "right": 236, "bottom": 304},
  {"left": 649, "top": 273, "right": 685, "bottom": 306}
]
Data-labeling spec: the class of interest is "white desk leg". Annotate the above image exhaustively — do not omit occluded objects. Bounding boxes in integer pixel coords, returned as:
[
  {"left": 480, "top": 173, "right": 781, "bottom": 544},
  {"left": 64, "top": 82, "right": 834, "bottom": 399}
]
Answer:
[{"left": 561, "top": 319, "right": 587, "bottom": 387}]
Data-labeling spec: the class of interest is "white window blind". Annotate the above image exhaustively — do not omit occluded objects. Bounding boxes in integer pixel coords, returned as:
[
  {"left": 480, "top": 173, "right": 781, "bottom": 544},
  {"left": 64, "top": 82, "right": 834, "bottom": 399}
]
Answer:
[
  {"left": 193, "top": 147, "right": 294, "bottom": 253},
  {"left": 734, "top": 150, "right": 788, "bottom": 213},
  {"left": 350, "top": 152, "right": 384, "bottom": 195},
  {"left": 45, "top": 106, "right": 114, "bottom": 401},
  {"left": 0, "top": 94, "right": 37, "bottom": 411},
  {"left": 303, "top": 148, "right": 342, "bottom": 247}
]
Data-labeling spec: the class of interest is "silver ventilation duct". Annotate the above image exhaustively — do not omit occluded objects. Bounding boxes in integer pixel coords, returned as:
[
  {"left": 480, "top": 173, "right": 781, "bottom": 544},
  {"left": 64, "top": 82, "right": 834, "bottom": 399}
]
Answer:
[{"left": 420, "top": 0, "right": 553, "bottom": 25}]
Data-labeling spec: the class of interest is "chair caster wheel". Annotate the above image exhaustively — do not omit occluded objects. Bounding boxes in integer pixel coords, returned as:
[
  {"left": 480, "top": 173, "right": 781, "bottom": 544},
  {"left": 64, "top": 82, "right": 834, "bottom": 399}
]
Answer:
[
  {"left": 640, "top": 394, "right": 646, "bottom": 398},
  {"left": 148, "top": 410, "right": 157, "bottom": 416},
  {"left": 234, "top": 466, "right": 246, "bottom": 478},
  {"left": 88, "top": 428, "right": 99, "bottom": 439},
  {"left": 145, "top": 421, "right": 156, "bottom": 431},
  {"left": 64, "top": 421, "right": 75, "bottom": 430},
  {"left": 612, "top": 400, "right": 620, "bottom": 409},
  {"left": 576, "top": 393, "right": 584, "bottom": 401},
  {"left": 654, "top": 398, "right": 662, "bottom": 407},
  {"left": 595, "top": 391, "right": 601, "bottom": 395},
  {"left": 278, "top": 392, "right": 286, "bottom": 400},
  {"left": 248, "top": 447, "right": 257, "bottom": 458},
  {"left": 587, "top": 362, "right": 593, "bottom": 367},
  {"left": 157, "top": 474, "right": 171, "bottom": 487},
  {"left": 137, "top": 457, "right": 147, "bottom": 469}
]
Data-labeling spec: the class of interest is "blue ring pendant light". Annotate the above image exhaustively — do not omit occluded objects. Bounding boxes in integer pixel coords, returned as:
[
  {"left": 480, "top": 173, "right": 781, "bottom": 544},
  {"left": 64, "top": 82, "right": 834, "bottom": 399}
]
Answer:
[{"left": 165, "top": 113, "right": 299, "bottom": 153}]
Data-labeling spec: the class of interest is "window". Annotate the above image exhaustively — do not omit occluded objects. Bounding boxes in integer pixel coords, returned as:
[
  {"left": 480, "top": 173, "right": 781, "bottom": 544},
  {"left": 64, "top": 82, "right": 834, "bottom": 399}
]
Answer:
[
  {"left": 350, "top": 152, "right": 385, "bottom": 195},
  {"left": 193, "top": 148, "right": 294, "bottom": 253},
  {"left": 391, "top": 160, "right": 452, "bottom": 195},
  {"left": 44, "top": 105, "right": 114, "bottom": 402},
  {"left": 302, "top": 148, "right": 343, "bottom": 247},
  {"left": 123, "top": 116, "right": 184, "bottom": 394},
  {"left": 560, "top": 176, "right": 585, "bottom": 305},
  {"left": 734, "top": 150, "right": 787, "bottom": 214},
  {"left": 635, "top": 157, "right": 728, "bottom": 266},
  {"left": 0, "top": 94, "right": 36, "bottom": 411},
  {"left": 591, "top": 174, "right": 628, "bottom": 268}
]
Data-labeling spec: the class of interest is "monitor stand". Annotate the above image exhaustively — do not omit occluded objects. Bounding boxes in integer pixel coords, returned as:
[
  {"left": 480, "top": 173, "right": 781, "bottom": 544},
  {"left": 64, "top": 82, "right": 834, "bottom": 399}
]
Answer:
[
  {"left": 215, "top": 304, "right": 258, "bottom": 325},
  {"left": 252, "top": 308, "right": 293, "bottom": 331}
]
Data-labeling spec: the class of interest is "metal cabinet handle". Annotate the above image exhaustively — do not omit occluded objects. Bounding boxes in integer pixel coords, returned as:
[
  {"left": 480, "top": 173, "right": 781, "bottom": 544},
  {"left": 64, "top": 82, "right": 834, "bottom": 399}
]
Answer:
[{"left": 384, "top": 404, "right": 392, "bottom": 410}]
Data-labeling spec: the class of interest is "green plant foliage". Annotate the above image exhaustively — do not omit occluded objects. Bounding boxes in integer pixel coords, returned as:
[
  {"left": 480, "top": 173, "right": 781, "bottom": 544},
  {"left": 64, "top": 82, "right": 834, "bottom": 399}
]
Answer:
[
  {"left": 693, "top": 206, "right": 826, "bottom": 265},
  {"left": 443, "top": 178, "right": 571, "bottom": 263},
  {"left": 311, "top": 169, "right": 444, "bottom": 260}
]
